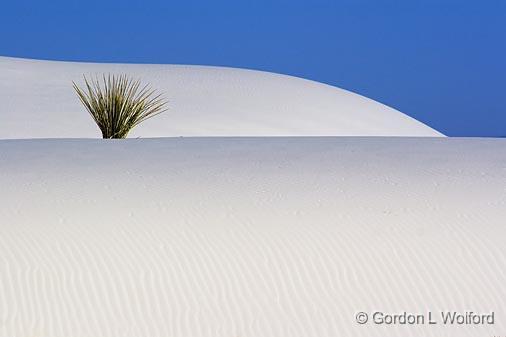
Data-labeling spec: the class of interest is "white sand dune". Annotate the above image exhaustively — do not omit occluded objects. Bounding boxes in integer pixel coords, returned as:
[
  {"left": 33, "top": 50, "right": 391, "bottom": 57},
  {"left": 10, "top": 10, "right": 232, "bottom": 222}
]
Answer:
[
  {"left": 0, "top": 56, "right": 499, "bottom": 337},
  {"left": 0, "top": 56, "right": 443, "bottom": 139},
  {"left": 1, "top": 137, "right": 505, "bottom": 337}
]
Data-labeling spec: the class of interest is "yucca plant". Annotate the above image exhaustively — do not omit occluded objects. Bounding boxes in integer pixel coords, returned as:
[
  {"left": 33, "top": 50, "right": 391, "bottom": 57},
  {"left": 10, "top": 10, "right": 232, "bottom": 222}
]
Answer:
[{"left": 73, "top": 74, "right": 168, "bottom": 139}]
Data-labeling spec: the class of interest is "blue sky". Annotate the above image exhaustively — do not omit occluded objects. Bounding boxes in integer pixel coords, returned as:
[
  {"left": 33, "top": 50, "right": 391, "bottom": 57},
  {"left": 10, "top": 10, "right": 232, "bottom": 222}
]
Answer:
[{"left": 1, "top": 0, "right": 505, "bottom": 136}]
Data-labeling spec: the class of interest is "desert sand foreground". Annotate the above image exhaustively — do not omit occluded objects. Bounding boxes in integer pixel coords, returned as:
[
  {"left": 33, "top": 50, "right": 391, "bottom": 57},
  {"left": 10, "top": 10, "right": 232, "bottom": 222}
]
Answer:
[
  {"left": 0, "top": 56, "right": 443, "bottom": 138},
  {"left": 1, "top": 137, "right": 505, "bottom": 337}
]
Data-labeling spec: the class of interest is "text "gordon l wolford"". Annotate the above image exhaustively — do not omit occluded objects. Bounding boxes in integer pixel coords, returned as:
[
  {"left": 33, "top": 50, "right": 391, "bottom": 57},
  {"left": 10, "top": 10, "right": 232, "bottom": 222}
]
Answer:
[{"left": 370, "top": 311, "right": 495, "bottom": 325}]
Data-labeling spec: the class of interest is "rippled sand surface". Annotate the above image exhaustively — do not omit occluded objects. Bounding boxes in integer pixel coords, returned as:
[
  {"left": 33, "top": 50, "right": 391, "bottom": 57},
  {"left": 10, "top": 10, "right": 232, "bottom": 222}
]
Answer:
[{"left": 1, "top": 137, "right": 505, "bottom": 337}]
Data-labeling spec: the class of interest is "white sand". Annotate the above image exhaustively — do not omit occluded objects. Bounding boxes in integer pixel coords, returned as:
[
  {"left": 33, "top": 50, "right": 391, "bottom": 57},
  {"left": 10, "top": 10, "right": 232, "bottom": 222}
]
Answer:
[
  {"left": 1, "top": 137, "right": 505, "bottom": 337},
  {"left": 0, "top": 56, "right": 443, "bottom": 139}
]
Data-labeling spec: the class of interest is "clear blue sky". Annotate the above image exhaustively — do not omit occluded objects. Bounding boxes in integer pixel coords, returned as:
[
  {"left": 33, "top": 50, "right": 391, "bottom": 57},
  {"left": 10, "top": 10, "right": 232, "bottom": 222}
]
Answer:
[{"left": 1, "top": 0, "right": 505, "bottom": 136}]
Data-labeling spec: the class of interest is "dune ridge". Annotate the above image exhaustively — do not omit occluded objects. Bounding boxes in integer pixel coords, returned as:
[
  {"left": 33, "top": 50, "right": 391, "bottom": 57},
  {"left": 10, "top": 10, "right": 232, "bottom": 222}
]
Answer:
[
  {"left": 1, "top": 137, "right": 505, "bottom": 337},
  {"left": 0, "top": 56, "right": 443, "bottom": 139}
]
